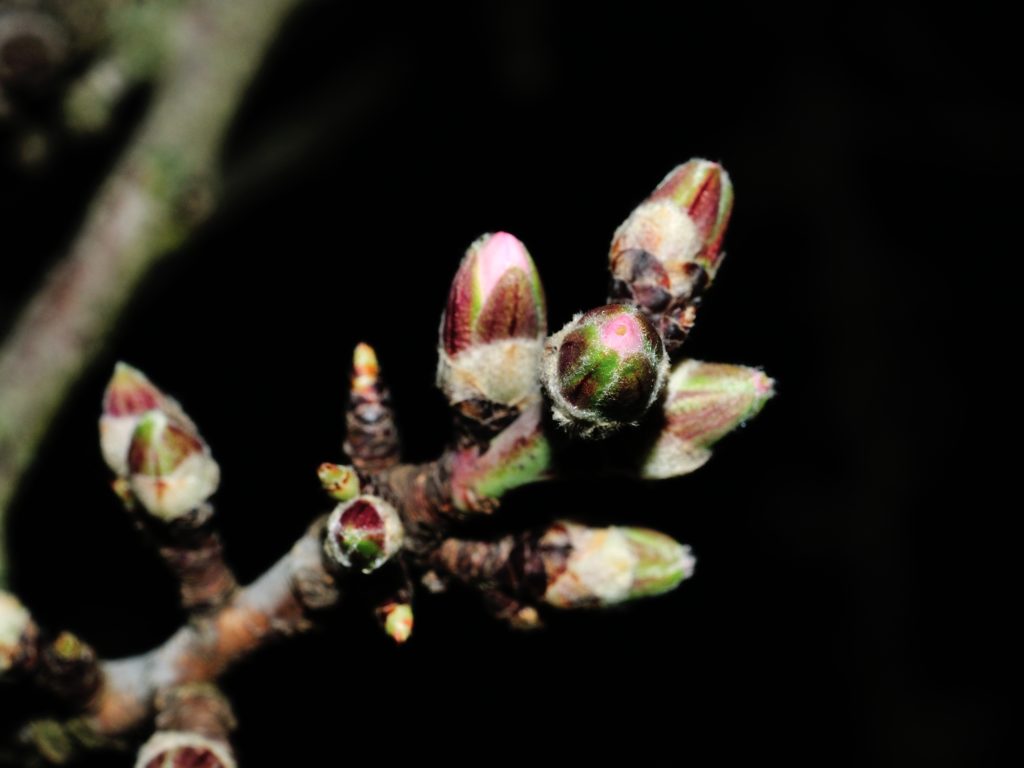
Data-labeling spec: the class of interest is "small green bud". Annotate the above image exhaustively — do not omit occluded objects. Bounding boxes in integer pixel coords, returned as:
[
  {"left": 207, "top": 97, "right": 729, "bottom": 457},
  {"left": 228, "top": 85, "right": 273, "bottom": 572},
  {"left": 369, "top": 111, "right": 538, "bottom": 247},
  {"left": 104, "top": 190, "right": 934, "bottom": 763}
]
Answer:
[
  {"left": 317, "top": 463, "right": 360, "bottom": 502},
  {"left": 127, "top": 410, "right": 220, "bottom": 522},
  {"left": 324, "top": 495, "right": 404, "bottom": 574},
  {"left": 378, "top": 602, "right": 414, "bottom": 644},
  {"left": 542, "top": 304, "right": 668, "bottom": 436}
]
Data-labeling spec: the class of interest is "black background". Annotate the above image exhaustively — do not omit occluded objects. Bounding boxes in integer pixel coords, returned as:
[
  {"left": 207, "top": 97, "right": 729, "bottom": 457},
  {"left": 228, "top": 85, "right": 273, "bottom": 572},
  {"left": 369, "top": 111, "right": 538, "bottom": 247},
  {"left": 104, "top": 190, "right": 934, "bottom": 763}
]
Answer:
[{"left": 1, "top": 2, "right": 1015, "bottom": 765}]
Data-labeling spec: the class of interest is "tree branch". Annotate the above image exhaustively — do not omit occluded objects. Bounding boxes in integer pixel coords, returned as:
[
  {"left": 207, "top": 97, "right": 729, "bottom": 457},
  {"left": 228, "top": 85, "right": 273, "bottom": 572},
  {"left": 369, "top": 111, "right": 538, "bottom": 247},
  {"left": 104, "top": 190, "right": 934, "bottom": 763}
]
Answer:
[{"left": 0, "top": 0, "right": 307, "bottom": 588}]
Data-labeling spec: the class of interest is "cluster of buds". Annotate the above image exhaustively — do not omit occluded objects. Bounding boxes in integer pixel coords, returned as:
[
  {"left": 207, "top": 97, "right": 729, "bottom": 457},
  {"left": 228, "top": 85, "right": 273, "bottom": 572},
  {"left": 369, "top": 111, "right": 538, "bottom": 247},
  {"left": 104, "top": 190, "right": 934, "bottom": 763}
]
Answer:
[
  {"left": 542, "top": 303, "right": 668, "bottom": 436},
  {"left": 99, "top": 363, "right": 219, "bottom": 522},
  {"left": 437, "top": 232, "right": 547, "bottom": 434},
  {"left": 609, "top": 159, "right": 733, "bottom": 354}
]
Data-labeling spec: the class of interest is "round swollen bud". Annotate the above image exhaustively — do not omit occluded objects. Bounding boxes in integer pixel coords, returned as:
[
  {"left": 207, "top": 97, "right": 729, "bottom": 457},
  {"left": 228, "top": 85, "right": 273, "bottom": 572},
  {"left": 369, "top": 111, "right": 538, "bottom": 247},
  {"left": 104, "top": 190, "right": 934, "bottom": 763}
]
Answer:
[
  {"left": 0, "top": 590, "right": 33, "bottom": 675},
  {"left": 538, "top": 522, "right": 695, "bottom": 609},
  {"left": 542, "top": 304, "right": 668, "bottom": 436},
  {"left": 127, "top": 410, "right": 220, "bottom": 523},
  {"left": 639, "top": 360, "right": 774, "bottom": 479},
  {"left": 99, "top": 362, "right": 194, "bottom": 477},
  {"left": 135, "top": 732, "right": 235, "bottom": 768},
  {"left": 324, "top": 495, "right": 404, "bottom": 574},
  {"left": 317, "top": 463, "right": 361, "bottom": 502},
  {"left": 437, "top": 232, "right": 547, "bottom": 413}
]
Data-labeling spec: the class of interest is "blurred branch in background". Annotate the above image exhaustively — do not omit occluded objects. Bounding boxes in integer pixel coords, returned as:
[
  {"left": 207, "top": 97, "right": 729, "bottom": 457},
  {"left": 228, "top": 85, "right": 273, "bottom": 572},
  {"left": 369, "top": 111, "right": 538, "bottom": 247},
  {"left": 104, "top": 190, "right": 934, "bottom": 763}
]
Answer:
[{"left": 0, "top": 0, "right": 308, "bottom": 587}]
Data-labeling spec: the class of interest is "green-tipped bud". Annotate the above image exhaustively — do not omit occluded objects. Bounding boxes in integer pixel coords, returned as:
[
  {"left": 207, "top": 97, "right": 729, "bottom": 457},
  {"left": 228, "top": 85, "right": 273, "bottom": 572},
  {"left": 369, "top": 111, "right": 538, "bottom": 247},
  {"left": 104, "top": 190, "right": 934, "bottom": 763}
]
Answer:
[
  {"left": 437, "top": 232, "right": 547, "bottom": 418},
  {"left": 317, "top": 463, "right": 360, "bottom": 502},
  {"left": 377, "top": 602, "right": 414, "bottom": 644},
  {"left": 135, "top": 732, "right": 235, "bottom": 768},
  {"left": 609, "top": 160, "right": 734, "bottom": 353},
  {"left": 640, "top": 360, "right": 774, "bottom": 479},
  {"left": 0, "top": 591, "right": 33, "bottom": 675},
  {"left": 99, "top": 362, "right": 194, "bottom": 477},
  {"left": 324, "top": 495, "right": 404, "bottom": 574},
  {"left": 542, "top": 304, "right": 668, "bottom": 436},
  {"left": 127, "top": 410, "right": 220, "bottom": 522},
  {"left": 538, "top": 522, "right": 695, "bottom": 609}
]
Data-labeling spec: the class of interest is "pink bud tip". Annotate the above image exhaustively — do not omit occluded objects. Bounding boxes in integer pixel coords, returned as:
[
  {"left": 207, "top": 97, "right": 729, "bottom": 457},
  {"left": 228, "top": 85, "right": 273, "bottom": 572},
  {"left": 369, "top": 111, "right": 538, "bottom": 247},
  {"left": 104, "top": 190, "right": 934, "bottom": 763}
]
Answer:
[
  {"left": 599, "top": 312, "right": 644, "bottom": 355},
  {"left": 475, "top": 231, "right": 533, "bottom": 296}
]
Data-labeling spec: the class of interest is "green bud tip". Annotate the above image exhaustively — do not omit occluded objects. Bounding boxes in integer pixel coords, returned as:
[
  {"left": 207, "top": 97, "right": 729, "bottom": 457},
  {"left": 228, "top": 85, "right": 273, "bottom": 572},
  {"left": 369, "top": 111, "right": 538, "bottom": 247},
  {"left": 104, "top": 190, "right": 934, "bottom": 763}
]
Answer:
[
  {"left": 380, "top": 602, "right": 414, "bottom": 644},
  {"left": 542, "top": 304, "right": 668, "bottom": 436},
  {"left": 317, "top": 463, "right": 361, "bottom": 502},
  {"left": 135, "top": 732, "right": 235, "bottom": 768},
  {"left": 539, "top": 522, "right": 694, "bottom": 609},
  {"left": 324, "top": 495, "right": 404, "bottom": 574},
  {"left": 351, "top": 342, "right": 380, "bottom": 396},
  {"left": 127, "top": 410, "right": 220, "bottom": 522}
]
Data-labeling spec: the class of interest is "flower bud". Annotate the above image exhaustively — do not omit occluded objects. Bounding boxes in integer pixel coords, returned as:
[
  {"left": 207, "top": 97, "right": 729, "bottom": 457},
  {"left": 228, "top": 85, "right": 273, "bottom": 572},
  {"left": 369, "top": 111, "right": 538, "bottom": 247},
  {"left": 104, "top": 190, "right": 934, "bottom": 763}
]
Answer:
[
  {"left": 437, "top": 232, "right": 547, "bottom": 416},
  {"left": 317, "top": 463, "right": 361, "bottom": 502},
  {"left": 324, "top": 495, "right": 404, "bottom": 574},
  {"left": 609, "top": 160, "right": 734, "bottom": 353},
  {"left": 377, "top": 602, "right": 414, "bottom": 644},
  {"left": 538, "top": 522, "right": 694, "bottom": 609},
  {"left": 0, "top": 590, "right": 33, "bottom": 675},
  {"left": 99, "top": 362, "right": 194, "bottom": 477},
  {"left": 640, "top": 360, "right": 774, "bottom": 479},
  {"left": 542, "top": 304, "right": 668, "bottom": 436},
  {"left": 127, "top": 410, "right": 220, "bottom": 522},
  {"left": 135, "top": 732, "right": 235, "bottom": 768}
]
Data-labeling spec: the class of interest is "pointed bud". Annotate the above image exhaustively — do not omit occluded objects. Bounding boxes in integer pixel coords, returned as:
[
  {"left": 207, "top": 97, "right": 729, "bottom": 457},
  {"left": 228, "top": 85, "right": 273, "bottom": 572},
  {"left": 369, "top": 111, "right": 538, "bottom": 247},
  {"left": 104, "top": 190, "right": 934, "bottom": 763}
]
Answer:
[
  {"left": 609, "top": 160, "right": 734, "bottom": 353},
  {"left": 377, "top": 602, "right": 414, "bottom": 644},
  {"left": 351, "top": 342, "right": 379, "bottom": 396},
  {"left": 437, "top": 232, "right": 547, "bottom": 418},
  {"left": 542, "top": 304, "right": 668, "bottom": 436},
  {"left": 344, "top": 343, "right": 401, "bottom": 472},
  {"left": 324, "top": 495, "right": 404, "bottom": 574},
  {"left": 135, "top": 732, "right": 235, "bottom": 768},
  {"left": 128, "top": 410, "right": 220, "bottom": 522},
  {"left": 0, "top": 590, "right": 33, "bottom": 675},
  {"left": 99, "top": 363, "right": 195, "bottom": 477},
  {"left": 538, "top": 522, "right": 695, "bottom": 609},
  {"left": 317, "top": 463, "right": 361, "bottom": 502},
  {"left": 640, "top": 360, "right": 774, "bottom": 479}
]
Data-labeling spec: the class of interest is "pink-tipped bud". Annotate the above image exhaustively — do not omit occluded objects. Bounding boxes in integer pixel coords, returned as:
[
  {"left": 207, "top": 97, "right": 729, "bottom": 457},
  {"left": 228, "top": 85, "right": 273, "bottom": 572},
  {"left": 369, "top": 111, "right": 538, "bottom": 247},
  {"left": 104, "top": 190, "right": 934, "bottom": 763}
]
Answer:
[
  {"left": 640, "top": 360, "right": 774, "bottom": 479},
  {"left": 99, "top": 362, "right": 194, "bottom": 477},
  {"left": 324, "top": 495, "right": 404, "bottom": 574},
  {"left": 609, "top": 160, "right": 734, "bottom": 353},
  {"left": 135, "top": 732, "right": 235, "bottom": 768},
  {"left": 541, "top": 304, "right": 668, "bottom": 437},
  {"left": 127, "top": 410, "right": 220, "bottom": 523},
  {"left": 437, "top": 232, "right": 547, "bottom": 414}
]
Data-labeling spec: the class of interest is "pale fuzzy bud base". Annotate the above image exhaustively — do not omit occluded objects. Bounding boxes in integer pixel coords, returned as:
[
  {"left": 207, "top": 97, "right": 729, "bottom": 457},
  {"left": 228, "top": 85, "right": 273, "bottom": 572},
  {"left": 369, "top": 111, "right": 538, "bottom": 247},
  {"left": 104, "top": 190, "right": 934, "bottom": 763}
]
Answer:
[
  {"left": 324, "top": 495, "right": 405, "bottom": 573},
  {"left": 639, "top": 434, "right": 713, "bottom": 480},
  {"left": 543, "top": 524, "right": 637, "bottom": 608},
  {"left": 612, "top": 199, "right": 709, "bottom": 291},
  {"left": 99, "top": 414, "right": 140, "bottom": 477},
  {"left": 0, "top": 592, "right": 30, "bottom": 673},
  {"left": 436, "top": 338, "right": 544, "bottom": 408},
  {"left": 130, "top": 452, "right": 221, "bottom": 523},
  {"left": 541, "top": 319, "right": 670, "bottom": 439},
  {"left": 134, "top": 731, "right": 235, "bottom": 768}
]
